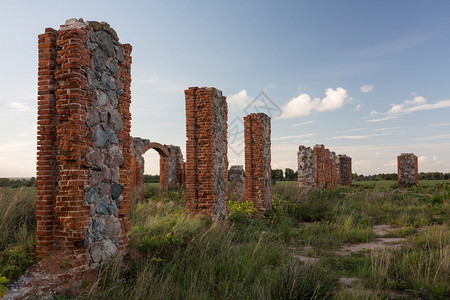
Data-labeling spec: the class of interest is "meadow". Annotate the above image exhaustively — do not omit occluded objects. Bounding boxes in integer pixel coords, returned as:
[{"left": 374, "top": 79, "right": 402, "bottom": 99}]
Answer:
[{"left": 0, "top": 181, "right": 448, "bottom": 299}]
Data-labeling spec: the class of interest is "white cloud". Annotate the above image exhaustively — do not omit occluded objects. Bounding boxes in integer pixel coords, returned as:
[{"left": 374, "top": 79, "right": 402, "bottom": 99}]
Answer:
[
  {"left": 278, "top": 87, "right": 348, "bottom": 119},
  {"left": 360, "top": 85, "right": 374, "bottom": 93},
  {"left": 369, "top": 110, "right": 378, "bottom": 115},
  {"left": 227, "top": 90, "right": 253, "bottom": 112},
  {"left": 272, "top": 133, "right": 315, "bottom": 141},
  {"left": 386, "top": 96, "right": 450, "bottom": 114},
  {"left": 411, "top": 133, "right": 450, "bottom": 141},
  {"left": 366, "top": 116, "right": 399, "bottom": 123},
  {"left": 331, "top": 132, "right": 392, "bottom": 140},
  {"left": 138, "top": 74, "right": 160, "bottom": 83},
  {"left": 9, "top": 102, "right": 34, "bottom": 113},
  {"left": 291, "top": 120, "right": 315, "bottom": 127},
  {"left": 354, "top": 104, "right": 362, "bottom": 111}
]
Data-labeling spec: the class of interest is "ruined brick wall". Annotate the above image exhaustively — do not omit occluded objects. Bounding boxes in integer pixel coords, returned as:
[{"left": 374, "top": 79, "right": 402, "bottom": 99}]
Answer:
[
  {"left": 339, "top": 155, "right": 352, "bottom": 186},
  {"left": 36, "top": 19, "right": 132, "bottom": 266},
  {"left": 130, "top": 140, "right": 183, "bottom": 190},
  {"left": 185, "top": 87, "right": 228, "bottom": 220},
  {"left": 229, "top": 165, "right": 245, "bottom": 189},
  {"left": 130, "top": 137, "right": 150, "bottom": 188},
  {"left": 397, "top": 153, "right": 418, "bottom": 187},
  {"left": 297, "top": 145, "right": 315, "bottom": 189},
  {"left": 244, "top": 113, "right": 271, "bottom": 213},
  {"left": 314, "top": 144, "right": 326, "bottom": 190}
]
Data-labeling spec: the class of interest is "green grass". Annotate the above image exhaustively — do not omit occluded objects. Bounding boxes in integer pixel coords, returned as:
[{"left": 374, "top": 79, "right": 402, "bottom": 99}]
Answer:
[{"left": 0, "top": 181, "right": 448, "bottom": 299}]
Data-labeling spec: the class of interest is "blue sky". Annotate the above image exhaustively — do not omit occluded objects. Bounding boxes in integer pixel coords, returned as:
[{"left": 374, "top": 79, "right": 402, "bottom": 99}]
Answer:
[{"left": 1, "top": 0, "right": 450, "bottom": 177}]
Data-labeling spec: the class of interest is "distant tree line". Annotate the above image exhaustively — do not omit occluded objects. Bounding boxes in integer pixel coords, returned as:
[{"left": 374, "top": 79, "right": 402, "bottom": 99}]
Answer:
[
  {"left": 0, "top": 177, "right": 36, "bottom": 188},
  {"left": 144, "top": 174, "right": 160, "bottom": 183},
  {"left": 271, "top": 168, "right": 298, "bottom": 182},
  {"left": 353, "top": 172, "right": 450, "bottom": 181}
]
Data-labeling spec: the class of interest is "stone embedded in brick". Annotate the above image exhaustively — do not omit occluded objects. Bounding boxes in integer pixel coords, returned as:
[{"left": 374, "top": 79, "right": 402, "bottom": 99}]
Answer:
[
  {"left": 185, "top": 87, "right": 228, "bottom": 221},
  {"left": 229, "top": 165, "right": 245, "bottom": 189},
  {"left": 339, "top": 154, "right": 352, "bottom": 186},
  {"left": 330, "top": 152, "right": 337, "bottom": 189},
  {"left": 297, "top": 145, "right": 315, "bottom": 189},
  {"left": 397, "top": 153, "right": 418, "bottom": 187},
  {"left": 36, "top": 19, "right": 132, "bottom": 267},
  {"left": 244, "top": 113, "right": 271, "bottom": 213}
]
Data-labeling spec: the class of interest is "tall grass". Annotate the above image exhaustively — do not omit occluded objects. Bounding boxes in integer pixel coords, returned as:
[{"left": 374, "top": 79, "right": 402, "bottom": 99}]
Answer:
[
  {"left": 0, "top": 187, "right": 36, "bottom": 279},
  {"left": 86, "top": 186, "right": 335, "bottom": 299}
]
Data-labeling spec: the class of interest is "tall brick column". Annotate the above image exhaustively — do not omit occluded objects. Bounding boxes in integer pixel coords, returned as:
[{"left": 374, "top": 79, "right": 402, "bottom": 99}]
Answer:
[
  {"left": 397, "top": 153, "right": 418, "bottom": 187},
  {"left": 36, "top": 19, "right": 132, "bottom": 266},
  {"left": 244, "top": 113, "right": 271, "bottom": 213},
  {"left": 185, "top": 87, "right": 228, "bottom": 221},
  {"left": 324, "top": 148, "right": 332, "bottom": 188},
  {"left": 339, "top": 155, "right": 352, "bottom": 186},
  {"left": 314, "top": 144, "right": 326, "bottom": 190},
  {"left": 36, "top": 28, "right": 58, "bottom": 257},
  {"left": 297, "top": 145, "right": 315, "bottom": 190}
]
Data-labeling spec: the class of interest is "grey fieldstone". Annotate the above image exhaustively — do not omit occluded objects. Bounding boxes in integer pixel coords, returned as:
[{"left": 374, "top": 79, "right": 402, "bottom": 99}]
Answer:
[
  {"left": 94, "top": 125, "right": 109, "bottom": 147},
  {"left": 91, "top": 218, "right": 105, "bottom": 242},
  {"left": 85, "top": 188, "right": 99, "bottom": 205},
  {"left": 111, "top": 183, "right": 123, "bottom": 200},
  {"left": 108, "top": 110, "right": 123, "bottom": 131}
]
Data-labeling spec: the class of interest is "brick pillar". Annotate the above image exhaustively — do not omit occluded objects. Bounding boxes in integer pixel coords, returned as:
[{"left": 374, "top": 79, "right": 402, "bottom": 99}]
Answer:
[
  {"left": 185, "top": 87, "right": 228, "bottom": 221},
  {"left": 330, "top": 152, "right": 337, "bottom": 189},
  {"left": 165, "top": 145, "right": 184, "bottom": 189},
  {"left": 314, "top": 144, "right": 325, "bottom": 190},
  {"left": 36, "top": 28, "right": 58, "bottom": 257},
  {"left": 324, "top": 148, "right": 331, "bottom": 188},
  {"left": 36, "top": 19, "right": 132, "bottom": 266},
  {"left": 335, "top": 153, "right": 341, "bottom": 186},
  {"left": 229, "top": 165, "right": 245, "bottom": 189},
  {"left": 160, "top": 156, "right": 169, "bottom": 190},
  {"left": 244, "top": 113, "right": 271, "bottom": 213},
  {"left": 339, "top": 155, "right": 352, "bottom": 186},
  {"left": 397, "top": 153, "right": 418, "bottom": 187},
  {"left": 297, "top": 145, "right": 315, "bottom": 190}
]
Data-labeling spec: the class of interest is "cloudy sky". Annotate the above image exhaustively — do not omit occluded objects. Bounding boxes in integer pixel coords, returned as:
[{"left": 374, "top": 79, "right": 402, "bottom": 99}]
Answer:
[{"left": 1, "top": 0, "right": 450, "bottom": 177}]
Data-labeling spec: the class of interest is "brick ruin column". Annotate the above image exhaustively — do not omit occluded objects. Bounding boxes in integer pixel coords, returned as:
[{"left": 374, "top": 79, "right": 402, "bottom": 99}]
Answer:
[
  {"left": 397, "top": 153, "right": 418, "bottom": 187},
  {"left": 339, "top": 155, "right": 352, "bottom": 186},
  {"left": 314, "top": 144, "right": 325, "bottom": 190},
  {"left": 244, "top": 113, "right": 271, "bottom": 213},
  {"left": 185, "top": 87, "right": 228, "bottom": 220},
  {"left": 165, "top": 145, "right": 185, "bottom": 189},
  {"left": 36, "top": 19, "right": 132, "bottom": 266},
  {"left": 330, "top": 152, "right": 335, "bottom": 189},
  {"left": 36, "top": 28, "right": 58, "bottom": 257},
  {"left": 229, "top": 165, "right": 245, "bottom": 189},
  {"left": 297, "top": 145, "right": 315, "bottom": 190},
  {"left": 324, "top": 148, "right": 331, "bottom": 188},
  {"left": 334, "top": 153, "right": 341, "bottom": 186}
]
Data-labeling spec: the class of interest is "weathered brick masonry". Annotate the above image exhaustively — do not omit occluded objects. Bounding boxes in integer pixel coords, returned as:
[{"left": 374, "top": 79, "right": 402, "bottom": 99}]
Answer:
[
  {"left": 397, "top": 153, "right": 418, "bottom": 187},
  {"left": 36, "top": 19, "right": 132, "bottom": 266},
  {"left": 185, "top": 87, "right": 228, "bottom": 220},
  {"left": 244, "top": 113, "right": 271, "bottom": 213},
  {"left": 298, "top": 145, "right": 351, "bottom": 190},
  {"left": 314, "top": 144, "right": 326, "bottom": 190}
]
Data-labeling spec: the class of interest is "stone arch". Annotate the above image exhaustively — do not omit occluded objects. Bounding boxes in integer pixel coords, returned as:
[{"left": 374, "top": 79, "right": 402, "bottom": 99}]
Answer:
[{"left": 131, "top": 137, "right": 185, "bottom": 190}]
